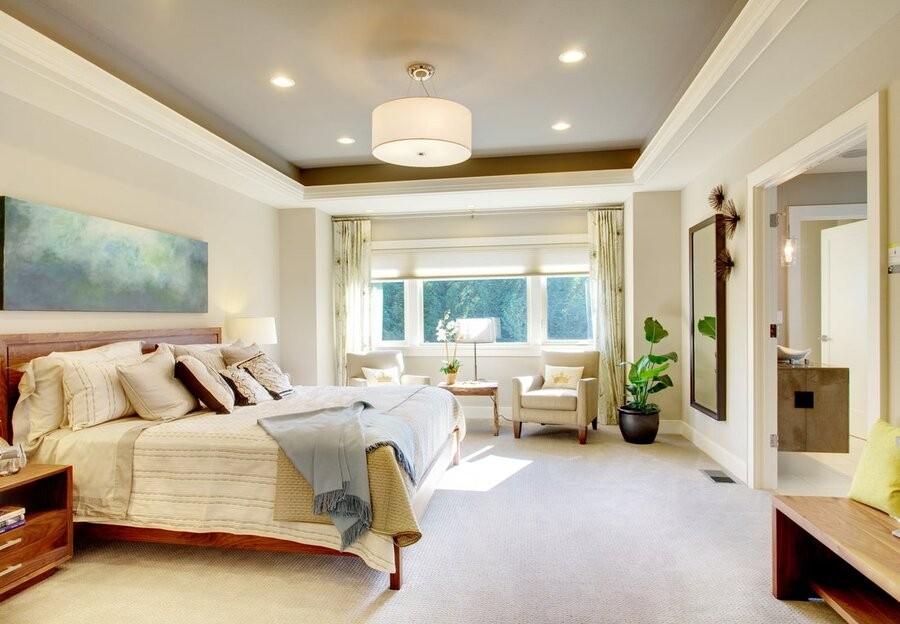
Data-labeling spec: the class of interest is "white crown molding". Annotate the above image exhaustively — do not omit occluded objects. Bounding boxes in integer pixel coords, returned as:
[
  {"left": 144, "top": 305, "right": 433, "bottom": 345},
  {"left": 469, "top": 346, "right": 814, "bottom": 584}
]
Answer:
[
  {"left": 301, "top": 169, "right": 634, "bottom": 201},
  {"left": 633, "top": 0, "right": 809, "bottom": 185},
  {"left": 0, "top": 10, "right": 306, "bottom": 208}
]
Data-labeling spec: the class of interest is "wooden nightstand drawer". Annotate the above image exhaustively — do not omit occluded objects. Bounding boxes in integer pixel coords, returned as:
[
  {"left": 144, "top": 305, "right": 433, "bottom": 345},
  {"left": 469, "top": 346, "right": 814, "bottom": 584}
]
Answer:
[{"left": 0, "top": 510, "right": 68, "bottom": 568}]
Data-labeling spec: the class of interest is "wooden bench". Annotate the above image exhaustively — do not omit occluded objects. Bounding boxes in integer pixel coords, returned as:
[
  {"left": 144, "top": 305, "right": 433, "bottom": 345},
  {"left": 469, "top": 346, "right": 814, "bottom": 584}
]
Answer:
[{"left": 773, "top": 495, "right": 900, "bottom": 623}]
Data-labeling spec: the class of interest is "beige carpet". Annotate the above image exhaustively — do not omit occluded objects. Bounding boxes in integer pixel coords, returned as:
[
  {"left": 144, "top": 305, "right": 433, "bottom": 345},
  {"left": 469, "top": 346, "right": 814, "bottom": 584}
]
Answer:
[{"left": 0, "top": 422, "right": 843, "bottom": 624}]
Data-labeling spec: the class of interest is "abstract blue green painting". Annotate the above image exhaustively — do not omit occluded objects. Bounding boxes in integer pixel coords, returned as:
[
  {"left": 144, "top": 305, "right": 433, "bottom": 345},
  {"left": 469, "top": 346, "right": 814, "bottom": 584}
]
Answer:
[{"left": 0, "top": 197, "right": 208, "bottom": 312}]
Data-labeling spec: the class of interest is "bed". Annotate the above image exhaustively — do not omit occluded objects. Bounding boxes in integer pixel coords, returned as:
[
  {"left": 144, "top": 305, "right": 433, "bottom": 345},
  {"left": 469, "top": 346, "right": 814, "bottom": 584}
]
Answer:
[{"left": 0, "top": 328, "right": 464, "bottom": 590}]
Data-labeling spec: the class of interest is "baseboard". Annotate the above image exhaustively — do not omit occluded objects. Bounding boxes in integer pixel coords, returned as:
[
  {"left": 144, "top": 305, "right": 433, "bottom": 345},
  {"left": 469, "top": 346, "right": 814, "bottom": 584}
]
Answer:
[
  {"left": 658, "top": 419, "right": 683, "bottom": 435},
  {"left": 679, "top": 421, "right": 748, "bottom": 484}
]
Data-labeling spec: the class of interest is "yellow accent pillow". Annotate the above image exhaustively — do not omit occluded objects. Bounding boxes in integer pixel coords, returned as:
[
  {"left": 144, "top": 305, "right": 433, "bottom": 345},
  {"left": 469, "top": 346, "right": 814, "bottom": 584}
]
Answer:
[{"left": 848, "top": 420, "right": 900, "bottom": 518}]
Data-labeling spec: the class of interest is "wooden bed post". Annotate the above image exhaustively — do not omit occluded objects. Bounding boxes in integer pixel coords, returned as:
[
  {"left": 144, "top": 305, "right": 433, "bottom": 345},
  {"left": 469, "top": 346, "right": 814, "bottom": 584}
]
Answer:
[{"left": 389, "top": 539, "right": 402, "bottom": 590}]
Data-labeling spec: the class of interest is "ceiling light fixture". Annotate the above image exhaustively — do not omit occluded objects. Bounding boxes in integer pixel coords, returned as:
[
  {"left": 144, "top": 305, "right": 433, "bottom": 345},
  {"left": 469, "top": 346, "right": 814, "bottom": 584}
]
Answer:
[
  {"left": 371, "top": 63, "right": 472, "bottom": 168},
  {"left": 337, "top": 137, "right": 356, "bottom": 145},
  {"left": 559, "top": 49, "right": 587, "bottom": 64},
  {"left": 551, "top": 121, "right": 572, "bottom": 131},
  {"left": 270, "top": 75, "right": 295, "bottom": 88}
]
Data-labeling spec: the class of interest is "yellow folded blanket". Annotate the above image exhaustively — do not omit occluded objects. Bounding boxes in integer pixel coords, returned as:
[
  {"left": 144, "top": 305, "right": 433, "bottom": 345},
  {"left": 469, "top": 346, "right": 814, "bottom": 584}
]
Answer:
[{"left": 273, "top": 446, "right": 421, "bottom": 547}]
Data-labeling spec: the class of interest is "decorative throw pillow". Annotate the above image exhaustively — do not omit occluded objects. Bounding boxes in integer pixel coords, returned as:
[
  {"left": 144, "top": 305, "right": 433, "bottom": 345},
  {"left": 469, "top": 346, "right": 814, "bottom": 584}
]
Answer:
[
  {"left": 157, "top": 341, "right": 246, "bottom": 372},
  {"left": 12, "top": 341, "right": 143, "bottom": 448},
  {"left": 222, "top": 344, "right": 263, "bottom": 367},
  {"left": 221, "top": 366, "right": 273, "bottom": 406},
  {"left": 236, "top": 353, "right": 294, "bottom": 399},
  {"left": 175, "top": 355, "right": 236, "bottom": 413},
  {"left": 848, "top": 420, "right": 900, "bottom": 518},
  {"left": 63, "top": 354, "right": 149, "bottom": 430},
  {"left": 542, "top": 365, "right": 584, "bottom": 390},
  {"left": 117, "top": 349, "right": 198, "bottom": 422},
  {"left": 361, "top": 366, "right": 400, "bottom": 386}
]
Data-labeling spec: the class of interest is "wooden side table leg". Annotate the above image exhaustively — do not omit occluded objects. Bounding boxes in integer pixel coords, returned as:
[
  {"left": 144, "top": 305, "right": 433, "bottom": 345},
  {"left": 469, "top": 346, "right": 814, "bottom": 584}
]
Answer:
[
  {"left": 492, "top": 390, "right": 500, "bottom": 436},
  {"left": 773, "top": 508, "right": 812, "bottom": 599}
]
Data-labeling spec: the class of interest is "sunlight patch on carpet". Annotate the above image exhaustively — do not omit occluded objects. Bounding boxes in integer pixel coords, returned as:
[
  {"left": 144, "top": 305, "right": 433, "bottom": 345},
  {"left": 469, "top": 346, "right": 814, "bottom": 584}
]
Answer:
[{"left": 437, "top": 450, "right": 531, "bottom": 492}]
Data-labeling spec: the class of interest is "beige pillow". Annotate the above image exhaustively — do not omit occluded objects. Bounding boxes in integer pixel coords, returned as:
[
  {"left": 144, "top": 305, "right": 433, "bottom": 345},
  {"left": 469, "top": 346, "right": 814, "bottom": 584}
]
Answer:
[
  {"left": 158, "top": 341, "right": 245, "bottom": 372},
  {"left": 237, "top": 353, "right": 294, "bottom": 398},
  {"left": 64, "top": 354, "right": 149, "bottom": 430},
  {"left": 117, "top": 349, "right": 198, "bottom": 421},
  {"left": 11, "top": 341, "right": 143, "bottom": 446},
  {"left": 175, "top": 355, "right": 235, "bottom": 413},
  {"left": 220, "top": 366, "right": 272, "bottom": 405},
  {"left": 542, "top": 365, "right": 584, "bottom": 390},
  {"left": 362, "top": 366, "right": 400, "bottom": 386},
  {"left": 222, "top": 344, "right": 262, "bottom": 367}
]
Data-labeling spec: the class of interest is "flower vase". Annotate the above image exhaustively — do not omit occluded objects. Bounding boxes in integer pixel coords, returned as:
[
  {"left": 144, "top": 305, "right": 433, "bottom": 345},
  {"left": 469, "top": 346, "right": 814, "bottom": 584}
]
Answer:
[{"left": 445, "top": 372, "right": 457, "bottom": 385}]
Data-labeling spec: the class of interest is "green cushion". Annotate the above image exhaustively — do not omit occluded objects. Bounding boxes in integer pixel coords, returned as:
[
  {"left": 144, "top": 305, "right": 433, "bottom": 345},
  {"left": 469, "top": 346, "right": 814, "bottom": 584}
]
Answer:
[{"left": 848, "top": 420, "right": 900, "bottom": 518}]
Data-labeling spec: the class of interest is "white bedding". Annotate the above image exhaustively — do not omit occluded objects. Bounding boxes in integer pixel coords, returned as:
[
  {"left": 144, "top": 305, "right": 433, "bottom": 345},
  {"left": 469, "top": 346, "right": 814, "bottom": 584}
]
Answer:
[{"left": 32, "top": 384, "right": 464, "bottom": 572}]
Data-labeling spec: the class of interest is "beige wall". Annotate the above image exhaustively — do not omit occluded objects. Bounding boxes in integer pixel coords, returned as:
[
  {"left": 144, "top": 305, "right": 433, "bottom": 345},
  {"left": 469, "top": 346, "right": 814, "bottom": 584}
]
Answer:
[
  {"left": 625, "top": 192, "right": 682, "bottom": 421},
  {"left": 0, "top": 92, "right": 280, "bottom": 352},
  {"left": 680, "top": 11, "right": 900, "bottom": 474},
  {"left": 278, "top": 208, "right": 334, "bottom": 385}
]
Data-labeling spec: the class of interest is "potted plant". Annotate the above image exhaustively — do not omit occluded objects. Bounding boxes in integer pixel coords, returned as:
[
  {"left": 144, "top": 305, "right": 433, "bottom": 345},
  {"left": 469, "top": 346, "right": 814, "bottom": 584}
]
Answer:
[
  {"left": 618, "top": 317, "right": 678, "bottom": 444},
  {"left": 435, "top": 310, "right": 461, "bottom": 384}
]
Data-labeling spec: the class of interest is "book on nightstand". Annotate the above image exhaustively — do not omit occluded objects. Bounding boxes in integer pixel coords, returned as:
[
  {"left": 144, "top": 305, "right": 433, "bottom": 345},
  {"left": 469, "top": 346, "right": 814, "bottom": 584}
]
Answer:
[{"left": 0, "top": 505, "right": 26, "bottom": 532}]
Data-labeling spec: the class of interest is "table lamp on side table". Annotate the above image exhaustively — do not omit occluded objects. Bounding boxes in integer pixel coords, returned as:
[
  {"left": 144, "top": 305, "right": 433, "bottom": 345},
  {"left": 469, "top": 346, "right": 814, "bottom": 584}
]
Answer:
[{"left": 456, "top": 317, "right": 498, "bottom": 382}]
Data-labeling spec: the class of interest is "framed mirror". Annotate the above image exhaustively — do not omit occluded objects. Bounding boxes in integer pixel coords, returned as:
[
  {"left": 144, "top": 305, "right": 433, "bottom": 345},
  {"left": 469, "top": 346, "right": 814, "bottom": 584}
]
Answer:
[{"left": 689, "top": 215, "right": 726, "bottom": 420}]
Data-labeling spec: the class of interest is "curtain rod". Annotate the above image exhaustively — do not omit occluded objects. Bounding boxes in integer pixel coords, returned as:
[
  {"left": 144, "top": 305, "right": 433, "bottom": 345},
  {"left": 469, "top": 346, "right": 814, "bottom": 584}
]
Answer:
[{"left": 340, "top": 204, "right": 623, "bottom": 221}]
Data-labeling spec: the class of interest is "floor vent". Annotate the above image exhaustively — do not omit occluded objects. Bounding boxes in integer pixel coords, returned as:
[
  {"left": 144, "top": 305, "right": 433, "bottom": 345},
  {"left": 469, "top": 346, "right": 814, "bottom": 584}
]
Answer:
[{"left": 701, "top": 469, "right": 736, "bottom": 484}]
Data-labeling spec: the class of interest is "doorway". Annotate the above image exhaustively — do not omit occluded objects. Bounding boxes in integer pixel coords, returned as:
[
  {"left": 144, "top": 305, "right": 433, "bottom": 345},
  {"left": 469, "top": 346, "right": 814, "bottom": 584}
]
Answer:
[{"left": 745, "top": 93, "right": 885, "bottom": 491}]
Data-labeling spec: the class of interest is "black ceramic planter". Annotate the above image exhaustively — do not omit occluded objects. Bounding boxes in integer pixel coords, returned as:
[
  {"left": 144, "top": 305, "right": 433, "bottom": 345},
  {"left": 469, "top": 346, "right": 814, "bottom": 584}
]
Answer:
[{"left": 617, "top": 407, "right": 660, "bottom": 444}]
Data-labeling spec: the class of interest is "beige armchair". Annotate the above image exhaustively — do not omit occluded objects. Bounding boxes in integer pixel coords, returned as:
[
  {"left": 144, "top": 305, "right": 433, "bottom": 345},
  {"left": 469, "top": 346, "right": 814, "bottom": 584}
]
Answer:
[
  {"left": 345, "top": 350, "right": 431, "bottom": 387},
  {"left": 512, "top": 350, "right": 600, "bottom": 444}
]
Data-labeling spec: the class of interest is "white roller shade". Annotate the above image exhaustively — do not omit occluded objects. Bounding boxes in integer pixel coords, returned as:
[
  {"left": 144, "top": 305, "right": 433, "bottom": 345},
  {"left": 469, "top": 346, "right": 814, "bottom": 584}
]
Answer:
[{"left": 371, "top": 234, "right": 588, "bottom": 280}]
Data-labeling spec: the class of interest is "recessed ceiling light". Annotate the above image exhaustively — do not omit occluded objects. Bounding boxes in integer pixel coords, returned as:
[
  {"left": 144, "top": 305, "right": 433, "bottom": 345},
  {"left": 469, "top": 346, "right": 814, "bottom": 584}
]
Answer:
[
  {"left": 365, "top": 209, "right": 374, "bottom": 213},
  {"left": 270, "top": 75, "right": 295, "bottom": 88},
  {"left": 574, "top": 200, "right": 584, "bottom": 204},
  {"left": 559, "top": 49, "right": 587, "bottom": 64},
  {"left": 466, "top": 204, "right": 476, "bottom": 209},
  {"left": 337, "top": 137, "right": 356, "bottom": 145},
  {"left": 552, "top": 121, "right": 571, "bottom": 131}
]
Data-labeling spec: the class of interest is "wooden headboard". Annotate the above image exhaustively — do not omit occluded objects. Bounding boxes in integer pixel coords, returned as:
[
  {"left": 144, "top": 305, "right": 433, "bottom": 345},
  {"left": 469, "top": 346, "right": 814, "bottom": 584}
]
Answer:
[{"left": 0, "top": 327, "right": 221, "bottom": 442}]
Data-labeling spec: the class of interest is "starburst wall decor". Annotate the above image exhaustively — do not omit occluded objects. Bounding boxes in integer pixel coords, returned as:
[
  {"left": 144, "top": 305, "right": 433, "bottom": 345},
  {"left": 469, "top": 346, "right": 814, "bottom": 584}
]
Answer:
[{"left": 707, "top": 184, "right": 741, "bottom": 239}]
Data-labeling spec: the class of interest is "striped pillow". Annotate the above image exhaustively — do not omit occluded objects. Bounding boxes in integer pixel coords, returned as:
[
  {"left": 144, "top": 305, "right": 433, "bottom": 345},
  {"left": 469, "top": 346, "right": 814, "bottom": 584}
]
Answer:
[{"left": 63, "top": 355, "right": 147, "bottom": 430}]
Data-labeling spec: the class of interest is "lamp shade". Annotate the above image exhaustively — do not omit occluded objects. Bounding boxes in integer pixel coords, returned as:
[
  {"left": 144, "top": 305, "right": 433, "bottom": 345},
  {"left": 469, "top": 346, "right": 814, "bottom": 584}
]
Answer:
[
  {"left": 372, "top": 96, "right": 472, "bottom": 167},
  {"left": 456, "top": 318, "right": 498, "bottom": 343},
  {"left": 228, "top": 317, "right": 278, "bottom": 345}
]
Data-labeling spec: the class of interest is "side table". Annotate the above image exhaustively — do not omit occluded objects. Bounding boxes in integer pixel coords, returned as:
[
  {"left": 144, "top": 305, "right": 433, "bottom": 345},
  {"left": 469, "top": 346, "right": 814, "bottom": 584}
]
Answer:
[
  {"left": 0, "top": 464, "right": 73, "bottom": 599},
  {"left": 438, "top": 381, "right": 501, "bottom": 436}
]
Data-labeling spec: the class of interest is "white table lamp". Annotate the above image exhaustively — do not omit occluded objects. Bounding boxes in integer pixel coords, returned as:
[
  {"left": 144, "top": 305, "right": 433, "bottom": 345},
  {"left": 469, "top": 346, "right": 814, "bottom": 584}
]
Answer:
[
  {"left": 456, "top": 317, "right": 498, "bottom": 381},
  {"left": 228, "top": 317, "right": 278, "bottom": 345}
]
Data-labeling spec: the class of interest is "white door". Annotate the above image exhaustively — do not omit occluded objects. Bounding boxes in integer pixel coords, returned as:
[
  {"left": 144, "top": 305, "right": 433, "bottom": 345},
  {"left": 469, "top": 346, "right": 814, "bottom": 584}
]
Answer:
[{"left": 821, "top": 220, "right": 867, "bottom": 440}]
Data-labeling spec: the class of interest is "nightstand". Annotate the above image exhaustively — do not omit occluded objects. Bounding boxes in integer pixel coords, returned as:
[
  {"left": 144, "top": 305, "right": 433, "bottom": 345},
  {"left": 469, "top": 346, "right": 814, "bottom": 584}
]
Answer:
[{"left": 0, "top": 464, "right": 73, "bottom": 599}]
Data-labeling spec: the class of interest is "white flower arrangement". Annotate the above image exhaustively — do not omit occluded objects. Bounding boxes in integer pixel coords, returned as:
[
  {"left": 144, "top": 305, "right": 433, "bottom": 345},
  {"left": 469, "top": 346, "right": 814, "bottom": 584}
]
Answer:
[{"left": 435, "top": 310, "right": 461, "bottom": 374}]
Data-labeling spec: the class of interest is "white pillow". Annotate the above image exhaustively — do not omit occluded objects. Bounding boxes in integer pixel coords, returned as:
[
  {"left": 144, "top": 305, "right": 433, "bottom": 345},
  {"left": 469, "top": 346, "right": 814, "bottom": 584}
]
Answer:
[
  {"left": 362, "top": 366, "right": 400, "bottom": 386},
  {"left": 12, "top": 341, "right": 143, "bottom": 448},
  {"left": 118, "top": 349, "right": 198, "bottom": 421},
  {"left": 542, "top": 365, "right": 584, "bottom": 390},
  {"left": 63, "top": 354, "right": 149, "bottom": 430},
  {"left": 158, "top": 341, "right": 244, "bottom": 373}
]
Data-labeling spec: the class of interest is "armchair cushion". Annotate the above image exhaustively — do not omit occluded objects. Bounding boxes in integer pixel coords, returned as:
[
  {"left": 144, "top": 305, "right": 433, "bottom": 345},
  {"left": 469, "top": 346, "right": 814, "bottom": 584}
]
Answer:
[
  {"left": 521, "top": 388, "right": 578, "bottom": 411},
  {"left": 542, "top": 365, "right": 583, "bottom": 390}
]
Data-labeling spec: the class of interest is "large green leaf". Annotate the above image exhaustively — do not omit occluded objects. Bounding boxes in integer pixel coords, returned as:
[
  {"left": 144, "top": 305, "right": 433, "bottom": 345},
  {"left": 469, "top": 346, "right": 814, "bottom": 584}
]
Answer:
[
  {"left": 698, "top": 316, "right": 716, "bottom": 340},
  {"left": 648, "top": 375, "right": 674, "bottom": 393},
  {"left": 647, "top": 352, "right": 678, "bottom": 365},
  {"left": 644, "top": 317, "right": 668, "bottom": 344}
]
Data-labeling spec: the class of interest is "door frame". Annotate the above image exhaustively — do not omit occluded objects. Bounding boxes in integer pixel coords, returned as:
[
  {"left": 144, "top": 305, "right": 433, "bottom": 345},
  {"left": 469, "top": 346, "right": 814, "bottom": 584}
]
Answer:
[{"left": 744, "top": 92, "right": 885, "bottom": 490}]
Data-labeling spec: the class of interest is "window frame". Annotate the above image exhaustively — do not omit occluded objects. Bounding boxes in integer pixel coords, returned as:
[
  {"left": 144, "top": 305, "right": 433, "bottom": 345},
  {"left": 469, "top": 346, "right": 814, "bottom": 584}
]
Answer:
[{"left": 371, "top": 273, "right": 592, "bottom": 354}]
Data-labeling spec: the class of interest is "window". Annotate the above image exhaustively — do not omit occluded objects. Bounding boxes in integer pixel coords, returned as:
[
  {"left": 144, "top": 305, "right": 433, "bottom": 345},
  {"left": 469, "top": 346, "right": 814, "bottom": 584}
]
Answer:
[
  {"left": 545, "top": 276, "right": 593, "bottom": 341},
  {"left": 372, "top": 281, "right": 405, "bottom": 342},
  {"left": 422, "top": 277, "right": 528, "bottom": 343}
]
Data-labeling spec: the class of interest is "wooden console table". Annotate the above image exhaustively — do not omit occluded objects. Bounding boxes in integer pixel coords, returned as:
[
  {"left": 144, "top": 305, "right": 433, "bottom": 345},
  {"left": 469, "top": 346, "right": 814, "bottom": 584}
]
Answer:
[
  {"left": 773, "top": 495, "right": 900, "bottom": 623},
  {"left": 438, "top": 381, "right": 500, "bottom": 436}
]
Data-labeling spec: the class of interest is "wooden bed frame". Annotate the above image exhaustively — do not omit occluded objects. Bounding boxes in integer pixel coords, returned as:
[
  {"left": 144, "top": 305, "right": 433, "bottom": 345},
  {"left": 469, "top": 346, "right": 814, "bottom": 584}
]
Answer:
[{"left": 0, "top": 327, "right": 461, "bottom": 590}]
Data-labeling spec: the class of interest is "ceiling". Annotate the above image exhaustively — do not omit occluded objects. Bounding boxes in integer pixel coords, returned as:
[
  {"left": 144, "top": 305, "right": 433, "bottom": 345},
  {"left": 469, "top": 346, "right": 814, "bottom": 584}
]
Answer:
[
  {"left": 0, "top": 0, "right": 744, "bottom": 177},
  {"left": 803, "top": 141, "right": 867, "bottom": 175}
]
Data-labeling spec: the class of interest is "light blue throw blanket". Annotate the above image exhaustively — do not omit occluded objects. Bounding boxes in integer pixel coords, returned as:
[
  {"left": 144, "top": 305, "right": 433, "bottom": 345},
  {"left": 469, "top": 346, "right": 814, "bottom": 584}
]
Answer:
[{"left": 258, "top": 401, "right": 417, "bottom": 549}]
